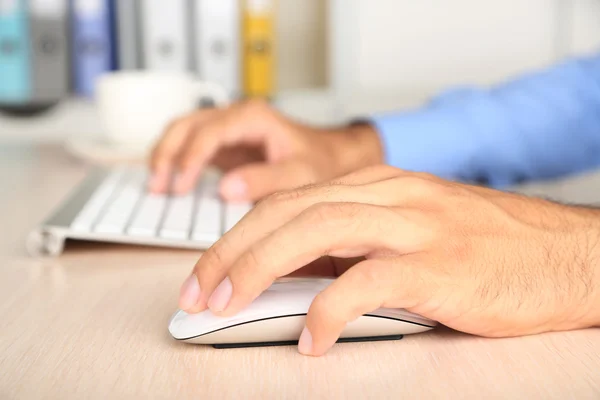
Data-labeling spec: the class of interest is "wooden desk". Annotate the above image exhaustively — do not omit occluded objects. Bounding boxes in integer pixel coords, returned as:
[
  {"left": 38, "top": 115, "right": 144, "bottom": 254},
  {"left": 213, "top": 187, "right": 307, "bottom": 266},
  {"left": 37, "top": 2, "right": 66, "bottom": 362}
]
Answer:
[{"left": 1, "top": 143, "right": 600, "bottom": 399}]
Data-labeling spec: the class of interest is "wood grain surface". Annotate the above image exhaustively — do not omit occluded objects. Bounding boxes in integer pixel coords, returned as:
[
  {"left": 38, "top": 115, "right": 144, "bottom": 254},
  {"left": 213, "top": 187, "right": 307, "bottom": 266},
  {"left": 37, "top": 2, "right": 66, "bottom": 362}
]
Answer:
[{"left": 1, "top": 143, "right": 600, "bottom": 399}]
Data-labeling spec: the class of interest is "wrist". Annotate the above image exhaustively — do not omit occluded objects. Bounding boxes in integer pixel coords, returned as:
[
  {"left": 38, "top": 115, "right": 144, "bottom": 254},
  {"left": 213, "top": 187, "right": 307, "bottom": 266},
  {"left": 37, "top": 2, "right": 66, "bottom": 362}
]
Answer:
[
  {"left": 325, "top": 122, "right": 385, "bottom": 176},
  {"left": 559, "top": 206, "right": 600, "bottom": 330},
  {"left": 583, "top": 214, "right": 600, "bottom": 327}
]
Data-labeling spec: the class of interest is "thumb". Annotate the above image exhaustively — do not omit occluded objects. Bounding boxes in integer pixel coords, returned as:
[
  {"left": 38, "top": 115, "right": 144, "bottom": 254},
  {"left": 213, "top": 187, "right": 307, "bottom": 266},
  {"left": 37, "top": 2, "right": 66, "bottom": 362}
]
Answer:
[
  {"left": 299, "top": 257, "right": 427, "bottom": 357},
  {"left": 219, "top": 159, "right": 317, "bottom": 202}
]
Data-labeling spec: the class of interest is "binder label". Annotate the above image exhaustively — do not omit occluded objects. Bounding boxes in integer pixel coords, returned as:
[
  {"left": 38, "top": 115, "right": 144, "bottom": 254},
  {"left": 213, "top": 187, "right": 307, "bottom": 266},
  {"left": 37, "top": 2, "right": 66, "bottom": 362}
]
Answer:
[
  {"left": 0, "top": 0, "right": 17, "bottom": 15},
  {"left": 246, "top": 0, "right": 272, "bottom": 15}
]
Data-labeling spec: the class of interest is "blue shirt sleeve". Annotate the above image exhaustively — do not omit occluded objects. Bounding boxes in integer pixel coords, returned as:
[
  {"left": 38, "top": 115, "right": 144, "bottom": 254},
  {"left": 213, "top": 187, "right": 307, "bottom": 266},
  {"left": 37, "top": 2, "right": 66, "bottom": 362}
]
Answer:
[{"left": 369, "top": 52, "right": 600, "bottom": 188}]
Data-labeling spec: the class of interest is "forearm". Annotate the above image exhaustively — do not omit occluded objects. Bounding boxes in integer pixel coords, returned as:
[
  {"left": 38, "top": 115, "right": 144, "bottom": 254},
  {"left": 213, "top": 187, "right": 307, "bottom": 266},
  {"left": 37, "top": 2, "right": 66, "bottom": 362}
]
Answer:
[{"left": 369, "top": 52, "right": 600, "bottom": 188}]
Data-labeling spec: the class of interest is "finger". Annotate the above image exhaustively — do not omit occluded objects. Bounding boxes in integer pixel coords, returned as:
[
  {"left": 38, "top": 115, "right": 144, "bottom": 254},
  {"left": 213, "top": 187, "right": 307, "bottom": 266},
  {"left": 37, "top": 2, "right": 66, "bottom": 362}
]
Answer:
[
  {"left": 219, "top": 159, "right": 317, "bottom": 202},
  {"left": 171, "top": 121, "right": 225, "bottom": 194},
  {"left": 148, "top": 109, "right": 218, "bottom": 193},
  {"left": 172, "top": 101, "right": 276, "bottom": 194},
  {"left": 183, "top": 183, "right": 401, "bottom": 313},
  {"left": 182, "top": 173, "right": 439, "bottom": 313},
  {"left": 204, "top": 203, "right": 430, "bottom": 316},
  {"left": 299, "top": 256, "right": 426, "bottom": 356},
  {"left": 148, "top": 116, "right": 194, "bottom": 193},
  {"left": 329, "top": 164, "right": 403, "bottom": 185},
  {"left": 209, "top": 171, "right": 435, "bottom": 270}
]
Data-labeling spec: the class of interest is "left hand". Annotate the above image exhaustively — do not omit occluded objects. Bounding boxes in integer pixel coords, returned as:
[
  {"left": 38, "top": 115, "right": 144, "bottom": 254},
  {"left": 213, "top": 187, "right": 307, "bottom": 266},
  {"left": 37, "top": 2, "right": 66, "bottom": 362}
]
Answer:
[{"left": 177, "top": 165, "right": 600, "bottom": 356}]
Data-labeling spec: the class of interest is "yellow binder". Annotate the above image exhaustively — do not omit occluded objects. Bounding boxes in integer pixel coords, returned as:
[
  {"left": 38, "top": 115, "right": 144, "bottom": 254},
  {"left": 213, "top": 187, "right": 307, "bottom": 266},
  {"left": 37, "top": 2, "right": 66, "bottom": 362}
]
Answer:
[{"left": 242, "top": 0, "right": 276, "bottom": 99}]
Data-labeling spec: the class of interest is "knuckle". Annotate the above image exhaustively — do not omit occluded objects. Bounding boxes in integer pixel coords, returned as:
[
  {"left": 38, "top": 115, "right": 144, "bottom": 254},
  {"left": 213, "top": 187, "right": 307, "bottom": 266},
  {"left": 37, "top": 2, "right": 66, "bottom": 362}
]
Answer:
[
  {"left": 233, "top": 248, "right": 273, "bottom": 291},
  {"left": 396, "top": 175, "right": 450, "bottom": 198},
  {"left": 149, "top": 151, "right": 166, "bottom": 168},
  {"left": 336, "top": 165, "right": 399, "bottom": 183},
  {"left": 351, "top": 264, "right": 383, "bottom": 288},
  {"left": 304, "top": 202, "right": 358, "bottom": 228},
  {"left": 244, "top": 246, "right": 263, "bottom": 269},
  {"left": 256, "top": 186, "right": 310, "bottom": 211},
  {"left": 150, "top": 140, "right": 175, "bottom": 160},
  {"left": 270, "top": 188, "right": 306, "bottom": 203},
  {"left": 203, "top": 242, "right": 227, "bottom": 268},
  {"left": 254, "top": 191, "right": 285, "bottom": 213},
  {"left": 305, "top": 203, "right": 335, "bottom": 224},
  {"left": 254, "top": 184, "right": 350, "bottom": 222},
  {"left": 273, "top": 183, "right": 342, "bottom": 204},
  {"left": 311, "top": 287, "right": 358, "bottom": 323},
  {"left": 309, "top": 292, "right": 337, "bottom": 321},
  {"left": 176, "top": 154, "right": 196, "bottom": 170},
  {"left": 366, "top": 164, "right": 400, "bottom": 176},
  {"left": 169, "top": 116, "right": 195, "bottom": 136},
  {"left": 163, "top": 115, "right": 189, "bottom": 133},
  {"left": 243, "top": 97, "right": 270, "bottom": 115}
]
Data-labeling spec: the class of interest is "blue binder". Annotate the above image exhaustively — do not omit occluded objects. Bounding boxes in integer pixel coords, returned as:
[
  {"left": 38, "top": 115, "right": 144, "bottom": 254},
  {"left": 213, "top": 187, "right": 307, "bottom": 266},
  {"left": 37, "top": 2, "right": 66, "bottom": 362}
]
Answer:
[
  {"left": 0, "top": 0, "right": 31, "bottom": 103},
  {"left": 70, "top": 0, "right": 116, "bottom": 97}
]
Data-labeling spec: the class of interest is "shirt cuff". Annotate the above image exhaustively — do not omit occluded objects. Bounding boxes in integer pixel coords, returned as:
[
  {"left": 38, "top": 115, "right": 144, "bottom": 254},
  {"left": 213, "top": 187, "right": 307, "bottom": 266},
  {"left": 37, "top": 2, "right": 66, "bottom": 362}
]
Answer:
[{"left": 368, "top": 104, "right": 480, "bottom": 181}]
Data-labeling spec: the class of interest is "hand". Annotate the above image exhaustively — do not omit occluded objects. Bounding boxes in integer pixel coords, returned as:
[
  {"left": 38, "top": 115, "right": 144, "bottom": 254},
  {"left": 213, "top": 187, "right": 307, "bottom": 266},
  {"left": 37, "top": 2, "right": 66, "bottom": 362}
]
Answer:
[
  {"left": 177, "top": 165, "right": 600, "bottom": 356},
  {"left": 148, "top": 99, "right": 383, "bottom": 201}
]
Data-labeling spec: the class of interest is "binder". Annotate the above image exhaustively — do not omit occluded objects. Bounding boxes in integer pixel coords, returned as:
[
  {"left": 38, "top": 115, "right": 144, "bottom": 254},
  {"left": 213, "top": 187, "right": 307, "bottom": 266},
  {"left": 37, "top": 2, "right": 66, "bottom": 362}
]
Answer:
[
  {"left": 242, "top": 0, "right": 276, "bottom": 99},
  {"left": 0, "top": 0, "right": 30, "bottom": 103},
  {"left": 115, "top": 0, "right": 141, "bottom": 70},
  {"left": 192, "top": 0, "right": 241, "bottom": 99},
  {"left": 70, "top": 0, "right": 116, "bottom": 97},
  {"left": 140, "top": 0, "right": 190, "bottom": 71},
  {"left": 29, "top": 0, "right": 69, "bottom": 103}
]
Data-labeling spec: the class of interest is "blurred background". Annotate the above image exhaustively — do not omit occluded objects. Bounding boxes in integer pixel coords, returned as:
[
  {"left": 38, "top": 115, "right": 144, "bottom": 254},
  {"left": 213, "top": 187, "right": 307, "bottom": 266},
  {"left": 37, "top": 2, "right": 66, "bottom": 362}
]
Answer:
[{"left": 2, "top": 0, "right": 600, "bottom": 147}]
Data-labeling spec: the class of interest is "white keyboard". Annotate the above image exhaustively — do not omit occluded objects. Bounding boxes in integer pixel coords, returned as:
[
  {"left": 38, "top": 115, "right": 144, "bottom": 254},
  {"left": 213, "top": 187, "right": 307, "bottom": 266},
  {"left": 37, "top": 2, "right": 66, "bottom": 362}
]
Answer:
[{"left": 26, "top": 167, "right": 253, "bottom": 256}]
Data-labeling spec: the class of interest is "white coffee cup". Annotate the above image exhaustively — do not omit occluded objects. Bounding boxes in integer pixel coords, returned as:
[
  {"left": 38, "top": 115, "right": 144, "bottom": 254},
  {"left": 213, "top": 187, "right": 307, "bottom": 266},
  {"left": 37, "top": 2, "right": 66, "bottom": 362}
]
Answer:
[{"left": 95, "top": 71, "right": 229, "bottom": 151}]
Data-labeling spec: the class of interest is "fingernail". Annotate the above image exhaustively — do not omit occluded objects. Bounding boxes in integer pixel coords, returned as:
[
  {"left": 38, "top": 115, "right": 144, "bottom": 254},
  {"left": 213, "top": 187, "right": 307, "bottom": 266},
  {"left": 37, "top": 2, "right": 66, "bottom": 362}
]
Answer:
[
  {"left": 221, "top": 175, "right": 247, "bottom": 200},
  {"left": 179, "top": 274, "right": 201, "bottom": 310},
  {"left": 298, "top": 326, "right": 313, "bottom": 355},
  {"left": 208, "top": 276, "right": 233, "bottom": 312}
]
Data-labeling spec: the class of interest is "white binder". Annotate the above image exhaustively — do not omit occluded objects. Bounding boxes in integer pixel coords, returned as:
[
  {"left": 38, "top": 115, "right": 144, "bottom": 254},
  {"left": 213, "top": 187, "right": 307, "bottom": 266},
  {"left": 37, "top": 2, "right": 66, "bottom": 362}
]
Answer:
[
  {"left": 29, "top": 0, "right": 69, "bottom": 103},
  {"left": 192, "top": 0, "right": 241, "bottom": 99},
  {"left": 115, "top": 0, "right": 141, "bottom": 69},
  {"left": 140, "top": 0, "right": 190, "bottom": 71}
]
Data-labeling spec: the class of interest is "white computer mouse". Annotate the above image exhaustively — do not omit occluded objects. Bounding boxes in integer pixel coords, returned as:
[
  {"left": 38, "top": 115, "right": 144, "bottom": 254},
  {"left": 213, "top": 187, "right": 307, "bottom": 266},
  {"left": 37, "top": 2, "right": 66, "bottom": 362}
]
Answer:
[{"left": 168, "top": 278, "right": 437, "bottom": 348}]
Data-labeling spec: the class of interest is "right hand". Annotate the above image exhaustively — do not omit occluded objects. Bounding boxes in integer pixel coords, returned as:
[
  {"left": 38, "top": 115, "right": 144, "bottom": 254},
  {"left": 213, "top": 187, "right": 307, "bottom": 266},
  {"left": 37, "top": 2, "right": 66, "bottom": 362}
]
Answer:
[
  {"left": 180, "top": 165, "right": 600, "bottom": 356},
  {"left": 148, "top": 99, "right": 384, "bottom": 202}
]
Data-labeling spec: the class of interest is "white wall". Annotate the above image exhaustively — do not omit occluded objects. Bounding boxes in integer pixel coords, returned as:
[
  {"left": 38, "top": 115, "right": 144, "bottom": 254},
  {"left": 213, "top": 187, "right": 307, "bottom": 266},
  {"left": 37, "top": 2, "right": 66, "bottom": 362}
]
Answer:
[
  {"left": 276, "top": 0, "right": 326, "bottom": 89},
  {"left": 571, "top": 0, "right": 600, "bottom": 55},
  {"left": 278, "top": 0, "right": 600, "bottom": 96},
  {"left": 353, "top": 0, "right": 558, "bottom": 92}
]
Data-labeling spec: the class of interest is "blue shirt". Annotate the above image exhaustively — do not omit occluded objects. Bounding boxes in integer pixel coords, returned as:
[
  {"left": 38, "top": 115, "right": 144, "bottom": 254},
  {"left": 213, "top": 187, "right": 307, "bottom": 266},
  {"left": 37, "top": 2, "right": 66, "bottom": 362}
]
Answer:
[{"left": 370, "top": 51, "right": 600, "bottom": 188}]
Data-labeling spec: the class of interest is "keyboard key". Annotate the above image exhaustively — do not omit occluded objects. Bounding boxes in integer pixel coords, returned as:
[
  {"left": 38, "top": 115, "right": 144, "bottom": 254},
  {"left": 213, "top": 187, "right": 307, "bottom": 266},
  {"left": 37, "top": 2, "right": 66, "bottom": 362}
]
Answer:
[
  {"left": 94, "top": 170, "right": 146, "bottom": 234},
  {"left": 70, "top": 169, "right": 125, "bottom": 232},
  {"left": 159, "top": 194, "right": 194, "bottom": 240},
  {"left": 191, "top": 182, "right": 222, "bottom": 243},
  {"left": 224, "top": 202, "right": 253, "bottom": 233},
  {"left": 127, "top": 193, "right": 168, "bottom": 237}
]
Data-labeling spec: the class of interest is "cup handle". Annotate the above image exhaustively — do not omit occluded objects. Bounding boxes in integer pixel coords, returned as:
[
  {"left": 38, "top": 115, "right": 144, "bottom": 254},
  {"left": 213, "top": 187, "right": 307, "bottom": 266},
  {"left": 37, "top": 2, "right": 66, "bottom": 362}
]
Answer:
[{"left": 191, "top": 81, "right": 230, "bottom": 108}]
